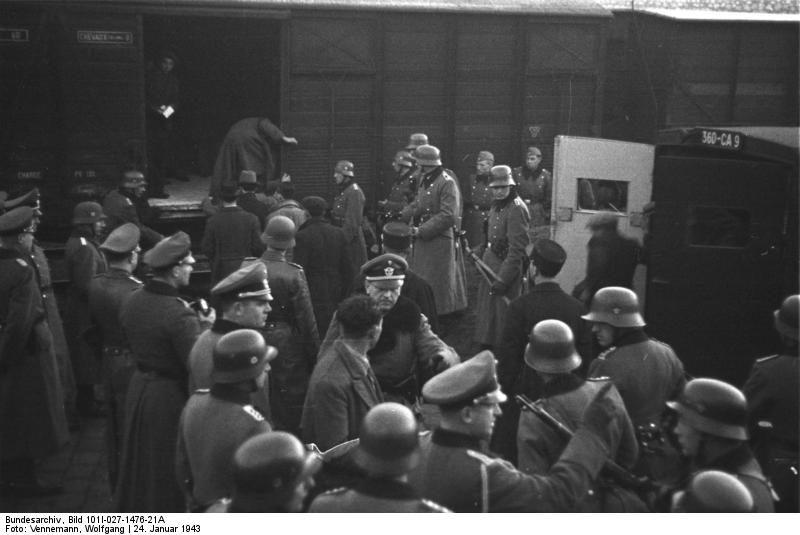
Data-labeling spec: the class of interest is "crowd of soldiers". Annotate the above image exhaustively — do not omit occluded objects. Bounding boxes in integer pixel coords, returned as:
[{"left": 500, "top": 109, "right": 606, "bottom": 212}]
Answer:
[{"left": 0, "top": 132, "right": 797, "bottom": 514}]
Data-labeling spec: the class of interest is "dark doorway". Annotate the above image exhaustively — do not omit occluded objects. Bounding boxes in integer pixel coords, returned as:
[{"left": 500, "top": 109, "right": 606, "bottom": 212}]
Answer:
[{"left": 142, "top": 15, "right": 281, "bottom": 178}]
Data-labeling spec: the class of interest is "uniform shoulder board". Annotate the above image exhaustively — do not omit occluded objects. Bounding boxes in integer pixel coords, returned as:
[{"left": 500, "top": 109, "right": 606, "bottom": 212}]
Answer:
[
  {"left": 596, "top": 347, "right": 617, "bottom": 360},
  {"left": 466, "top": 449, "right": 503, "bottom": 466},
  {"left": 124, "top": 197, "right": 132, "bottom": 206},
  {"left": 287, "top": 261, "right": 304, "bottom": 270},
  {"left": 16, "top": 258, "right": 28, "bottom": 268},
  {"left": 352, "top": 183, "right": 361, "bottom": 191},
  {"left": 320, "top": 486, "right": 348, "bottom": 496},
  {"left": 242, "top": 404, "right": 265, "bottom": 422},
  {"left": 755, "top": 354, "right": 779, "bottom": 364},
  {"left": 128, "top": 275, "right": 143, "bottom": 285},
  {"left": 588, "top": 376, "right": 611, "bottom": 382},
  {"left": 513, "top": 197, "right": 526, "bottom": 207},
  {"left": 80, "top": 237, "right": 88, "bottom": 246},
  {"left": 421, "top": 499, "right": 451, "bottom": 513},
  {"left": 177, "top": 297, "right": 191, "bottom": 308}
]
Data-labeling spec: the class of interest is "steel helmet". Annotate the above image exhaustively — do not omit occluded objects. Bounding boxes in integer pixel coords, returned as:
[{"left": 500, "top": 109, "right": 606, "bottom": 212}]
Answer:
[
  {"left": 581, "top": 286, "right": 645, "bottom": 328},
  {"left": 413, "top": 145, "right": 442, "bottom": 167},
  {"left": 334, "top": 160, "right": 355, "bottom": 177},
  {"left": 231, "top": 431, "right": 322, "bottom": 510},
  {"left": 666, "top": 378, "right": 748, "bottom": 441},
  {"left": 774, "top": 294, "right": 799, "bottom": 341},
  {"left": 354, "top": 402, "right": 420, "bottom": 477},
  {"left": 263, "top": 215, "right": 296, "bottom": 250},
  {"left": 673, "top": 470, "right": 754, "bottom": 513},
  {"left": 524, "top": 319, "right": 581, "bottom": 374},
  {"left": 211, "top": 329, "right": 277, "bottom": 384},
  {"left": 488, "top": 165, "right": 516, "bottom": 188},
  {"left": 72, "top": 201, "right": 105, "bottom": 225},
  {"left": 405, "top": 132, "right": 429, "bottom": 151}
]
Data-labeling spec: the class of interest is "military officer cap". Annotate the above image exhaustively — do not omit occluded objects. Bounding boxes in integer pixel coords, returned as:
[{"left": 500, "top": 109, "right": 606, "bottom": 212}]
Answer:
[
  {"left": 414, "top": 145, "right": 442, "bottom": 167},
  {"left": 301, "top": 196, "right": 328, "bottom": 217},
  {"left": 405, "top": 133, "right": 429, "bottom": 151},
  {"left": 381, "top": 221, "right": 413, "bottom": 252},
  {"left": 477, "top": 150, "right": 495, "bottom": 164},
  {"left": 422, "top": 350, "right": 507, "bottom": 408},
  {"left": 2, "top": 188, "right": 41, "bottom": 212},
  {"left": 673, "top": 470, "right": 754, "bottom": 513},
  {"left": 361, "top": 253, "right": 407, "bottom": 288},
  {"left": 99, "top": 223, "right": 140, "bottom": 254},
  {"left": 587, "top": 211, "right": 619, "bottom": 230},
  {"left": 526, "top": 146, "right": 542, "bottom": 157},
  {"left": 0, "top": 206, "right": 36, "bottom": 236},
  {"left": 212, "top": 329, "right": 277, "bottom": 384},
  {"left": 774, "top": 294, "right": 798, "bottom": 341},
  {"left": 334, "top": 160, "right": 355, "bottom": 177},
  {"left": 143, "top": 231, "right": 192, "bottom": 269},
  {"left": 489, "top": 165, "right": 516, "bottom": 188},
  {"left": 238, "top": 170, "right": 257, "bottom": 185},
  {"left": 211, "top": 261, "right": 272, "bottom": 301},
  {"left": 263, "top": 215, "right": 296, "bottom": 250},
  {"left": 528, "top": 238, "right": 566, "bottom": 273},
  {"left": 121, "top": 170, "right": 147, "bottom": 188},
  {"left": 354, "top": 403, "right": 420, "bottom": 477}
]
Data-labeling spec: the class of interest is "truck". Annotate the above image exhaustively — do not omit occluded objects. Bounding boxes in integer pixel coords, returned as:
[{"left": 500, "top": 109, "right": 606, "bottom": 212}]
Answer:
[{"left": 550, "top": 127, "right": 798, "bottom": 386}]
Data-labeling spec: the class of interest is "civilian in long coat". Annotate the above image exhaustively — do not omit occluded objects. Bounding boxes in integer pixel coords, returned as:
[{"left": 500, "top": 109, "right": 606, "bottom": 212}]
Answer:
[
  {"left": 401, "top": 145, "right": 468, "bottom": 316},
  {"left": 201, "top": 188, "right": 263, "bottom": 284},
  {"left": 64, "top": 202, "right": 108, "bottom": 415},
  {"left": 211, "top": 117, "right": 297, "bottom": 198},
  {"left": 114, "top": 233, "right": 213, "bottom": 512},
  {"left": 0, "top": 207, "right": 69, "bottom": 493},
  {"left": 473, "top": 166, "right": 530, "bottom": 349},
  {"left": 301, "top": 296, "right": 384, "bottom": 451},
  {"left": 293, "top": 196, "right": 354, "bottom": 334},
  {"left": 330, "top": 160, "right": 367, "bottom": 272}
]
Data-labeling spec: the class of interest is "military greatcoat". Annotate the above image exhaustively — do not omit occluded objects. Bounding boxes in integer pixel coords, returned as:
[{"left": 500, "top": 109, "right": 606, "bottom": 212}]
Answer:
[
  {"left": 331, "top": 181, "right": 367, "bottom": 272},
  {"left": 401, "top": 167, "right": 468, "bottom": 315},
  {"left": 309, "top": 477, "right": 450, "bottom": 512},
  {"left": 474, "top": 195, "right": 530, "bottom": 348},
  {"left": 461, "top": 172, "right": 493, "bottom": 248},
  {"left": 0, "top": 246, "right": 69, "bottom": 462},
  {"left": 114, "top": 280, "right": 204, "bottom": 513}
]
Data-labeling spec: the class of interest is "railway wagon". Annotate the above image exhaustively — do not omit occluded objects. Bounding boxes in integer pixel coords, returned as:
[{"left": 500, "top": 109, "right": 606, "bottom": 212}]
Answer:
[{"left": 1, "top": 0, "right": 612, "bottom": 240}]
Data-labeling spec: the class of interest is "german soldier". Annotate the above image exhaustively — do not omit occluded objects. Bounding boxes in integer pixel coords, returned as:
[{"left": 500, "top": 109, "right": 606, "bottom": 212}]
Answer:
[
  {"left": 671, "top": 470, "right": 754, "bottom": 513},
  {"left": 461, "top": 150, "right": 495, "bottom": 250},
  {"left": 102, "top": 169, "right": 163, "bottom": 249},
  {"left": 512, "top": 145, "right": 552, "bottom": 244},
  {"left": 88, "top": 223, "right": 143, "bottom": 488},
  {"left": 258, "top": 215, "right": 319, "bottom": 435},
  {"left": 331, "top": 160, "right": 368, "bottom": 272},
  {"left": 309, "top": 402, "right": 450, "bottom": 512},
  {"left": 177, "top": 329, "right": 277, "bottom": 510},
  {"left": 667, "top": 378, "right": 775, "bottom": 512},
  {"left": 407, "top": 350, "right": 627, "bottom": 512}
]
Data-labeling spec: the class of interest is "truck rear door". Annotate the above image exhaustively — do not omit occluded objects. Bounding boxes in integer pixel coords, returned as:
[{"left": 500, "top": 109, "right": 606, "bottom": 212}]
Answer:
[{"left": 551, "top": 135, "right": 654, "bottom": 303}]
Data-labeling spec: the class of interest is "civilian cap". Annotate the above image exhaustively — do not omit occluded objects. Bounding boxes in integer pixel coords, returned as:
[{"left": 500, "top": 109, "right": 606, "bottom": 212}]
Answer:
[
  {"left": 143, "top": 231, "right": 192, "bottom": 268},
  {"left": 381, "top": 221, "right": 412, "bottom": 252},
  {"left": 477, "top": 151, "right": 495, "bottom": 164},
  {"left": 122, "top": 170, "right": 147, "bottom": 188},
  {"left": 263, "top": 215, "right": 296, "bottom": 250},
  {"left": 529, "top": 238, "right": 566, "bottom": 271},
  {"left": 238, "top": 170, "right": 257, "bottom": 185},
  {"left": 405, "top": 133, "right": 429, "bottom": 151},
  {"left": 587, "top": 211, "right": 619, "bottom": 230},
  {"left": 3, "top": 188, "right": 41, "bottom": 212},
  {"left": 211, "top": 261, "right": 272, "bottom": 301},
  {"left": 526, "top": 146, "right": 542, "bottom": 157},
  {"left": 334, "top": 160, "right": 355, "bottom": 178},
  {"left": 72, "top": 201, "right": 106, "bottom": 225},
  {"left": 422, "top": 350, "right": 507, "bottom": 407},
  {"left": 0, "top": 206, "right": 36, "bottom": 236},
  {"left": 524, "top": 320, "right": 581, "bottom": 374},
  {"left": 774, "top": 294, "right": 798, "bottom": 341},
  {"left": 354, "top": 403, "right": 420, "bottom": 477},
  {"left": 99, "top": 223, "right": 140, "bottom": 254},
  {"left": 301, "top": 196, "right": 328, "bottom": 217},
  {"left": 489, "top": 165, "right": 516, "bottom": 187},
  {"left": 414, "top": 145, "right": 442, "bottom": 167},
  {"left": 361, "top": 253, "right": 407, "bottom": 284},
  {"left": 212, "top": 329, "right": 277, "bottom": 384}
]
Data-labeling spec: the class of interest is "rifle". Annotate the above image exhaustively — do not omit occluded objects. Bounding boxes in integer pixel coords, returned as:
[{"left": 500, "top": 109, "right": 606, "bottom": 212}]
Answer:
[
  {"left": 457, "top": 230, "right": 510, "bottom": 305},
  {"left": 516, "top": 394, "right": 654, "bottom": 492}
]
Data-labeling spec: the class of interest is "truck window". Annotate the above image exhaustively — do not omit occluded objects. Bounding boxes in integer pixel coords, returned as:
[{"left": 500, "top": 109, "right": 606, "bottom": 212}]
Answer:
[
  {"left": 576, "top": 178, "right": 629, "bottom": 213},
  {"left": 688, "top": 206, "right": 750, "bottom": 248}
]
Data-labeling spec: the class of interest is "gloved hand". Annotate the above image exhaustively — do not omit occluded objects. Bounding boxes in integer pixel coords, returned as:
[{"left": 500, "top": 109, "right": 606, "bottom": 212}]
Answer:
[
  {"left": 579, "top": 382, "right": 621, "bottom": 451},
  {"left": 490, "top": 280, "right": 509, "bottom": 295}
]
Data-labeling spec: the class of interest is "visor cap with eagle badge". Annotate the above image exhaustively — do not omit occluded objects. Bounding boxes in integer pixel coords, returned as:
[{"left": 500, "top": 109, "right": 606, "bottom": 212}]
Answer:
[{"left": 361, "top": 253, "right": 407, "bottom": 290}]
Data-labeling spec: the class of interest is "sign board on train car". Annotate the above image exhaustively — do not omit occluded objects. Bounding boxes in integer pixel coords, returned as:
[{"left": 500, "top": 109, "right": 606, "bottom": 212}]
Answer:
[
  {"left": 77, "top": 30, "right": 133, "bottom": 45},
  {"left": 687, "top": 128, "right": 745, "bottom": 151},
  {"left": 0, "top": 28, "right": 30, "bottom": 42}
]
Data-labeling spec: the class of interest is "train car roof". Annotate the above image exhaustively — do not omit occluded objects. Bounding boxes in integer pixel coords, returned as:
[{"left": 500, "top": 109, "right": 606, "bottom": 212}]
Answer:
[{"left": 34, "top": 0, "right": 612, "bottom": 17}]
